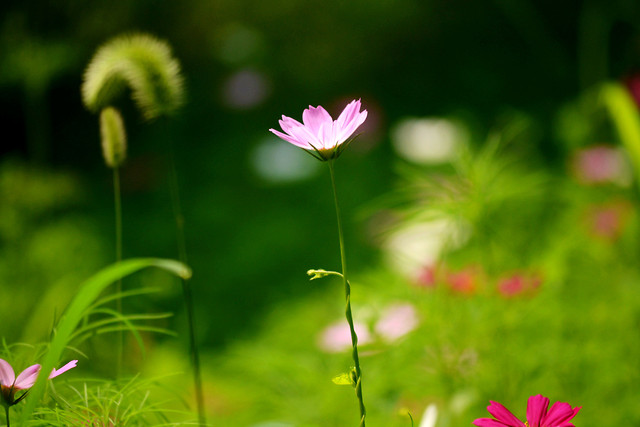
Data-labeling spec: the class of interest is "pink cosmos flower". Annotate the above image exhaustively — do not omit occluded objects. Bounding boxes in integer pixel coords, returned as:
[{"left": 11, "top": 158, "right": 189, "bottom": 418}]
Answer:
[
  {"left": 269, "top": 99, "right": 368, "bottom": 161},
  {"left": 474, "top": 394, "right": 580, "bottom": 427},
  {"left": 0, "top": 358, "right": 78, "bottom": 406}
]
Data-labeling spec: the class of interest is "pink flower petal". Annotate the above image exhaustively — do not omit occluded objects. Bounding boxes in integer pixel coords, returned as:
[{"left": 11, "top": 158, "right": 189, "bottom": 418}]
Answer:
[
  {"left": 527, "top": 394, "right": 550, "bottom": 427},
  {"left": 14, "top": 364, "right": 42, "bottom": 390},
  {"left": 278, "top": 115, "right": 304, "bottom": 133},
  {"left": 287, "top": 124, "right": 323, "bottom": 149},
  {"left": 542, "top": 402, "right": 580, "bottom": 427},
  {"left": 269, "top": 128, "right": 310, "bottom": 149},
  {"left": 0, "top": 359, "right": 16, "bottom": 387},
  {"left": 335, "top": 100, "right": 360, "bottom": 130},
  {"left": 49, "top": 360, "right": 78, "bottom": 379},
  {"left": 478, "top": 396, "right": 579, "bottom": 427},
  {"left": 336, "top": 108, "right": 367, "bottom": 144},
  {"left": 487, "top": 401, "right": 526, "bottom": 427},
  {"left": 302, "top": 105, "right": 333, "bottom": 136},
  {"left": 473, "top": 418, "right": 513, "bottom": 427},
  {"left": 318, "top": 122, "right": 335, "bottom": 149}
]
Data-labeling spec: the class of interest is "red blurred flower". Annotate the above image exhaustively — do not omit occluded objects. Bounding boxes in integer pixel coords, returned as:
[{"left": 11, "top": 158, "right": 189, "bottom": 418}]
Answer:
[
  {"left": 446, "top": 267, "right": 480, "bottom": 295},
  {"left": 414, "top": 265, "right": 438, "bottom": 288},
  {"left": 586, "top": 200, "right": 632, "bottom": 241},
  {"left": 497, "top": 272, "right": 542, "bottom": 298}
]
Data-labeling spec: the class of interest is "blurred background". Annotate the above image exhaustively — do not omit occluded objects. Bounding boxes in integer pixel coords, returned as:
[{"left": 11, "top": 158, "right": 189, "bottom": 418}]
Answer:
[{"left": 1, "top": 0, "right": 640, "bottom": 425}]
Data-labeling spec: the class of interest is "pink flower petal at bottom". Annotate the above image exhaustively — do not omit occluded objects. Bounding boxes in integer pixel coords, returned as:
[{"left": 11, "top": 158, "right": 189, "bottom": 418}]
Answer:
[
  {"left": 473, "top": 418, "right": 516, "bottom": 427},
  {"left": 0, "top": 359, "right": 16, "bottom": 387},
  {"left": 486, "top": 401, "right": 526, "bottom": 427},
  {"left": 474, "top": 395, "right": 580, "bottom": 427},
  {"left": 0, "top": 359, "right": 78, "bottom": 391},
  {"left": 542, "top": 401, "right": 582, "bottom": 427},
  {"left": 49, "top": 360, "right": 78, "bottom": 379},
  {"left": 13, "top": 364, "right": 42, "bottom": 390},
  {"left": 526, "top": 394, "right": 549, "bottom": 427}
]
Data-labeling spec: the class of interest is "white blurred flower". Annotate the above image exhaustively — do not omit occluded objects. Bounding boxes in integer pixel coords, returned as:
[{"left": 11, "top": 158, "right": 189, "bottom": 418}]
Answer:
[
  {"left": 383, "top": 218, "right": 469, "bottom": 279},
  {"left": 391, "top": 117, "right": 466, "bottom": 164},
  {"left": 375, "top": 303, "right": 419, "bottom": 342},
  {"left": 419, "top": 403, "right": 438, "bottom": 427}
]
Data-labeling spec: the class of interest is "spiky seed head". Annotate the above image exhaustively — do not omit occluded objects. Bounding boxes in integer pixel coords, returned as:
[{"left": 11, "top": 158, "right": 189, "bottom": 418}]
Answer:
[
  {"left": 82, "top": 33, "right": 184, "bottom": 120},
  {"left": 100, "top": 107, "right": 127, "bottom": 168}
]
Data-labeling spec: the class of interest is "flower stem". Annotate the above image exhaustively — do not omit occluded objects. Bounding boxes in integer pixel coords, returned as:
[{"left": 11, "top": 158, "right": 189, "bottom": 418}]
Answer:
[
  {"left": 167, "top": 144, "right": 207, "bottom": 427},
  {"left": 5, "top": 406, "right": 10, "bottom": 427},
  {"left": 113, "top": 166, "right": 123, "bottom": 377},
  {"left": 328, "top": 160, "right": 366, "bottom": 426}
]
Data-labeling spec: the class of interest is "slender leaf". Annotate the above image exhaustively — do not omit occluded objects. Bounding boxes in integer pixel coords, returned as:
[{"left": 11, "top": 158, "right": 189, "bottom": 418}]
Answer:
[
  {"left": 18, "top": 258, "right": 190, "bottom": 426},
  {"left": 600, "top": 82, "right": 640, "bottom": 186}
]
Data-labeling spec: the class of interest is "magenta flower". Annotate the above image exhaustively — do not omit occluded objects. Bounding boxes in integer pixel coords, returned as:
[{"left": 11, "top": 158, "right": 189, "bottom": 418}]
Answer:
[
  {"left": 269, "top": 99, "right": 368, "bottom": 161},
  {"left": 474, "top": 394, "right": 580, "bottom": 427},
  {"left": 0, "top": 358, "right": 77, "bottom": 406}
]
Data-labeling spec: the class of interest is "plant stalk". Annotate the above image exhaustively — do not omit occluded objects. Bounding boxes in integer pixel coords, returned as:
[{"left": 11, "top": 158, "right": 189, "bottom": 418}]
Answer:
[
  {"left": 328, "top": 160, "right": 366, "bottom": 426},
  {"left": 5, "top": 406, "right": 10, "bottom": 427},
  {"left": 167, "top": 145, "right": 207, "bottom": 427},
  {"left": 113, "top": 166, "right": 124, "bottom": 377}
]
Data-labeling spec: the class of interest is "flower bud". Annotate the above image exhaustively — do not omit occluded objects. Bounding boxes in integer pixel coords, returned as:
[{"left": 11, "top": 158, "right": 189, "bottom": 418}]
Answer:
[
  {"left": 100, "top": 107, "right": 127, "bottom": 168},
  {"left": 307, "top": 268, "right": 342, "bottom": 280}
]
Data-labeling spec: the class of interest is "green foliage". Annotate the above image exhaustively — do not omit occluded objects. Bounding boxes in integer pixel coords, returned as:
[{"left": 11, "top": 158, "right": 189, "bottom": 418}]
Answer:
[
  {"left": 70, "top": 287, "right": 176, "bottom": 356},
  {"left": 33, "top": 375, "right": 197, "bottom": 426},
  {"left": 600, "top": 82, "right": 640, "bottom": 187},
  {"left": 0, "top": 161, "right": 107, "bottom": 344},
  {"left": 191, "top": 112, "right": 640, "bottom": 426},
  {"left": 81, "top": 34, "right": 184, "bottom": 120},
  {"left": 18, "top": 258, "right": 191, "bottom": 425}
]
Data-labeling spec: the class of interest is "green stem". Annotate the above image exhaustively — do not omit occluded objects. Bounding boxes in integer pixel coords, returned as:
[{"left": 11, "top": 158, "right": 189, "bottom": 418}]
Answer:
[
  {"left": 113, "top": 166, "right": 123, "bottom": 377},
  {"left": 5, "top": 405, "right": 9, "bottom": 427},
  {"left": 167, "top": 144, "right": 207, "bottom": 427},
  {"left": 328, "top": 160, "right": 366, "bottom": 426}
]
